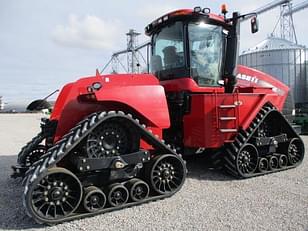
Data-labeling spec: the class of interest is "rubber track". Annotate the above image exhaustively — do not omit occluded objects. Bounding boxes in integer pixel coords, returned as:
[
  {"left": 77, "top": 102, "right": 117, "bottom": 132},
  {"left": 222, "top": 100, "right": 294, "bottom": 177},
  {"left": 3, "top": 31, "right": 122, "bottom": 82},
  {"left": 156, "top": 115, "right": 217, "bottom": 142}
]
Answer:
[
  {"left": 22, "top": 111, "right": 184, "bottom": 224},
  {"left": 17, "top": 132, "right": 45, "bottom": 166},
  {"left": 222, "top": 104, "right": 304, "bottom": 178}
]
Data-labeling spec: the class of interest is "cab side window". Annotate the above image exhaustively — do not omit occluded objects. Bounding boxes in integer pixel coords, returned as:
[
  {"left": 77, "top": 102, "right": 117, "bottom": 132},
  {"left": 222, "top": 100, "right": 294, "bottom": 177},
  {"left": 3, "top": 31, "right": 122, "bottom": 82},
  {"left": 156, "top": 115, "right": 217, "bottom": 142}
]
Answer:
[{"left": 151, "top": 22, "right": 185, "bottom": 80}]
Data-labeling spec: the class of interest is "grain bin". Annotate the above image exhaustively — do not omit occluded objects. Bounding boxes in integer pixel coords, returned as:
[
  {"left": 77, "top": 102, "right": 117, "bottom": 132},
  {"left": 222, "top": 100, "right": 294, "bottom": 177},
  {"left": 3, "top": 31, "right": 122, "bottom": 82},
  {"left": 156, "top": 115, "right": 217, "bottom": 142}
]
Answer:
[{"left": 239, "top": 36, "right": 308, "bottom": 104}]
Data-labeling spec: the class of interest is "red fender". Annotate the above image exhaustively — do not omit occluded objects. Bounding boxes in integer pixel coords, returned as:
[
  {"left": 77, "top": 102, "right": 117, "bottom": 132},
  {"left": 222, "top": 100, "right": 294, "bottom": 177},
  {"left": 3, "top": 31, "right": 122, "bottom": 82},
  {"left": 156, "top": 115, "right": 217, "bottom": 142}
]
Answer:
[
  {"left": 236, "top": 65, "right": 289, "bottom": 111},
  {"left": 50, "top": 73, "right": 169, "bottom": 142}
]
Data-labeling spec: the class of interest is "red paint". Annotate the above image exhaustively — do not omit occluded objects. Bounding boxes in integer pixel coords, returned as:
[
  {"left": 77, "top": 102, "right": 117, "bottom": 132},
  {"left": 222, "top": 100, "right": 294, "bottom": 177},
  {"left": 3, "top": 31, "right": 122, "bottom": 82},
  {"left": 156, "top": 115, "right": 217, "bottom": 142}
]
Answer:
[
  {"left": 161, "top": 78, "right": 225, "bottom": 93},
  {"left": 166, "top": 9, "right": 225, "bottom": 23},
  {"left": 160, "top": 65, "right": 289, "bottom": 149},
  {"left": 50, "top": 73, "right": 169, "bottom": 142},
  {"left": 50, "top": 64, "right": 289, "bottom": 150}
]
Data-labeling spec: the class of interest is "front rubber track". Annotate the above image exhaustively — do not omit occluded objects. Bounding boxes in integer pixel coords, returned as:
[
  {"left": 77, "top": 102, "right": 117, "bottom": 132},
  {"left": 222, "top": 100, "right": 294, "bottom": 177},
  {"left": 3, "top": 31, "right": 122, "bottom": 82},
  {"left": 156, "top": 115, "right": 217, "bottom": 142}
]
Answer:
[{"left": 23, "top": 111, "right": 187, "bottom": 224}]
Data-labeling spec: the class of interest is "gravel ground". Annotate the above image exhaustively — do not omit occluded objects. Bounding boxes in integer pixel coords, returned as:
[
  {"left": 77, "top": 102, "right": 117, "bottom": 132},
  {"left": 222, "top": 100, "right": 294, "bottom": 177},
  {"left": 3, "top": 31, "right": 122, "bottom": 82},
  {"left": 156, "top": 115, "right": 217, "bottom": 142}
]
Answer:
[{"left": 0, "top": 113, "right": 307, "bottom": 231}]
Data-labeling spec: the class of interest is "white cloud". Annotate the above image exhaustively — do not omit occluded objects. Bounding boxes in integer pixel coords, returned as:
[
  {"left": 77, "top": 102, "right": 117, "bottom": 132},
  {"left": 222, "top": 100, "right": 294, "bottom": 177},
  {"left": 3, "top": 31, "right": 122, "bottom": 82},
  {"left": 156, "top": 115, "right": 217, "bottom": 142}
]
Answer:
[{"left": 52, "top": 14, "right": 122, "bottom": 50}]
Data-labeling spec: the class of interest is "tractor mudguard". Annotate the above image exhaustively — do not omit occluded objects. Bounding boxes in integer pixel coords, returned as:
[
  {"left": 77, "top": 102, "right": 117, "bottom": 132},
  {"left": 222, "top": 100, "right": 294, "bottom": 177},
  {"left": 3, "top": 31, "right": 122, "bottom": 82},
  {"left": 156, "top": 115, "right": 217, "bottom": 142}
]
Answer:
[
  {"left": 236, "top": 65, "right": 290, "bottom": 130},
  {"left": 236, "top": 65, "right": 289, "bottom": 111},
  {"left": 50, "top": 73, "right": 170, "bottom": 142}
]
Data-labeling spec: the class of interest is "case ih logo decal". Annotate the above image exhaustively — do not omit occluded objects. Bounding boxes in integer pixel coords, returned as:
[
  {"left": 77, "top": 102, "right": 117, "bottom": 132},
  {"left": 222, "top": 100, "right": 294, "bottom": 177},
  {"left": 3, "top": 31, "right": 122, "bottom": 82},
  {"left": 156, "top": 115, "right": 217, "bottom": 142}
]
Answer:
[
  {"left": 236, "top": 73, "right": 285, "bottom": 96},
  {"left": 236, "top": 73, "right": 259, "bottom": 83}
]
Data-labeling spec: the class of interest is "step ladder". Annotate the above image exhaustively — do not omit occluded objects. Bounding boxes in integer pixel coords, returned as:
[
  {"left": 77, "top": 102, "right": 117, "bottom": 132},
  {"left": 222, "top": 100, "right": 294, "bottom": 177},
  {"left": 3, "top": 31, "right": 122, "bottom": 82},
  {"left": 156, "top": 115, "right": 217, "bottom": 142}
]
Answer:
[{"left": 218, "top": 103, "right": 239, "bottom": 134}]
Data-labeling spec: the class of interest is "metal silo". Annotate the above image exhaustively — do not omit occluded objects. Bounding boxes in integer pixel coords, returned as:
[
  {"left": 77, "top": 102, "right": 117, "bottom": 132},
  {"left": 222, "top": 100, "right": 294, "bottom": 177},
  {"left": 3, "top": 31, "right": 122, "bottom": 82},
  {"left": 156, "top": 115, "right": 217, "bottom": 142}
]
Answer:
[{"left": 239, "top": 36, "right": 308, "bottom": 104}]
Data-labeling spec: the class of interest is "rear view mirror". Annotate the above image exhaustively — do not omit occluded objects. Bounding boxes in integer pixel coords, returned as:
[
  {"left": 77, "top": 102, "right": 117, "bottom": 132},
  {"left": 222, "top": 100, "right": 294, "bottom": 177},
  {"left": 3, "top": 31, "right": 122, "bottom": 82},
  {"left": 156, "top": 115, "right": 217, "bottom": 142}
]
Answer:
[{"left": 251, "top": 16, "right": 259, "bottom": 33}]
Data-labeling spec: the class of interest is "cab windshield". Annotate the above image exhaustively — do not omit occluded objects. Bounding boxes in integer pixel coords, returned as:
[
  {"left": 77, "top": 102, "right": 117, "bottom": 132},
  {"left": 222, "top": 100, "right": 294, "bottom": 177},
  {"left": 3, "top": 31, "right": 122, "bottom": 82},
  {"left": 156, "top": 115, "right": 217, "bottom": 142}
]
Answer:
[
  {"left": 188, "top": 22, "right": 224, "bottom": 86},
  {"left": 151, "top": 20, "right": 225, "bottom": 86}
]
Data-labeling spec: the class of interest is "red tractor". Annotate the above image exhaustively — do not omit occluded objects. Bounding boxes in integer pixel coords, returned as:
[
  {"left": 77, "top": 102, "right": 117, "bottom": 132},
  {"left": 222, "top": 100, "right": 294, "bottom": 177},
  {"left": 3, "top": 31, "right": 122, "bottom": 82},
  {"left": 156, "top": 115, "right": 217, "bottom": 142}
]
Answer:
[{"left": 12, "top": 6, "right": 304, "bottom": 224}]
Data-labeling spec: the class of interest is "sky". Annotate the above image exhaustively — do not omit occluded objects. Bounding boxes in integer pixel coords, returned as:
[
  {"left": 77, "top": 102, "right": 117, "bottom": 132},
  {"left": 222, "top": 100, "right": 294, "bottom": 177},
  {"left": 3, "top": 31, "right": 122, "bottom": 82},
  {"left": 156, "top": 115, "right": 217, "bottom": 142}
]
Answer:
[{"left": 0, "top": 0, "right": 307, "bottom": 103}]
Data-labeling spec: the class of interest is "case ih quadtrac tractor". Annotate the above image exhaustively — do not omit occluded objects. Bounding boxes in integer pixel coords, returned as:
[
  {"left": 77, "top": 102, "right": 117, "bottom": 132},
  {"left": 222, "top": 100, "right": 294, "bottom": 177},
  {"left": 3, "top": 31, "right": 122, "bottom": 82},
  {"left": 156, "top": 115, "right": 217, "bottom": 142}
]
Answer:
[{"left": 12, "top": 5, "right": 304, "bottom": 224}]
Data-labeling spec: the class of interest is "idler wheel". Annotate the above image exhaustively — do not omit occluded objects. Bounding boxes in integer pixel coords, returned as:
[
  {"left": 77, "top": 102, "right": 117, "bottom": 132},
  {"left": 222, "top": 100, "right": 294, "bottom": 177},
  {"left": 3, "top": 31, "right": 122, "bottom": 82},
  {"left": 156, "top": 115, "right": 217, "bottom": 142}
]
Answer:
[
  {"left": 236, "top": 144, "right": 259, "bottom": 177},
  {"left": 258, "top": 157, "right": 268, "bottom": 172},
  {"left": 126, "top": 179, "right": 149, "bottom": 202},
  {"left": 25, "top": 167, "right": 82, "bottom": 223},
  {"left": 268, "top": 155, "right": 279, "bottom": 170},
  {"left": 287, "top": 138, "right": 305, "bottom": 165},
  {"left": 107, "top": 183, "right": 129, "bottom": 207},
  {"left": 147, "top": 154, "right": 186, "bottom": 195},
  {"left": 83, "top": 186, "right": 106, "bottom": 212}
]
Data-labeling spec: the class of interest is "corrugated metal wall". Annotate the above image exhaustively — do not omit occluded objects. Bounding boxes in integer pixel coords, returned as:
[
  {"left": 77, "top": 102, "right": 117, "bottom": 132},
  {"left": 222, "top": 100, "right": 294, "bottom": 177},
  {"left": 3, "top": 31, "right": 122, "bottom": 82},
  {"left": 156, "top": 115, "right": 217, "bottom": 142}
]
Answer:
[{"left": 239, "top": 48, "right": 308, "bottom": 104}]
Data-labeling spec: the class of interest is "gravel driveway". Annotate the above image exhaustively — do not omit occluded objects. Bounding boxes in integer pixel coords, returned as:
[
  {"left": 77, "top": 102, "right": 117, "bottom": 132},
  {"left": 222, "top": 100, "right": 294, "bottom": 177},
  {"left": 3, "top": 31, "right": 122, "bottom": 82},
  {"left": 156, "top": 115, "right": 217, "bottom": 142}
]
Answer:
[{"left": 0, "top": 113, "right": 307, "bottom": 231}]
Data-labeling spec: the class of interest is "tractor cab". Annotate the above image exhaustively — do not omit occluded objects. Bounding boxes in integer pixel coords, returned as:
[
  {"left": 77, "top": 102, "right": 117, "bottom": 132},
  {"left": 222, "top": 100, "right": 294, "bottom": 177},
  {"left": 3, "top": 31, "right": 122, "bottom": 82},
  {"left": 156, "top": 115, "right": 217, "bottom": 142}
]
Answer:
[{"left": 146, "top": 7, "right": 258, "bottom": 93}]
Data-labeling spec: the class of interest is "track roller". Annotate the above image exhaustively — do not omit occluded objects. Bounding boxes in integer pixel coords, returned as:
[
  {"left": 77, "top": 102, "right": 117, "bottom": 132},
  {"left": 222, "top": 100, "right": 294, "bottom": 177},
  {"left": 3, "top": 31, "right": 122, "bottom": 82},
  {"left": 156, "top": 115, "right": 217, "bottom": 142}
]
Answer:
[
  {"left": 107, "top": 183, "right": 129, "bottom": 207},
  {"left": 268, "top": 155, "right": 279, "bottom": 170},
  {"left": 83, "top": 186, "right": 106, "bottom": 212},
  {"left": 126, "top": 179, "right": 149, "bottom": 202},
  {"left": 258, "top": 157, "right": 268, "bottom": 172},
  {"left": 278, "top": 154, "right": 288, "bottom": 168},
  {"left": 147, "top": 154, "right": 186, "bottom": 195}
]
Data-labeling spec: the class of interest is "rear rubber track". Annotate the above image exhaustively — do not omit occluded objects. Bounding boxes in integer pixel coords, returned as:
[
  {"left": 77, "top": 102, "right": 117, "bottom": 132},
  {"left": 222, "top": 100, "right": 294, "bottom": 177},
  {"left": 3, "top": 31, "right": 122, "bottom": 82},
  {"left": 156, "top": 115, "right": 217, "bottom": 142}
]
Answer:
[
  {"left": 222, "top": 104, "right": 305, "bottom": 178},
  {"left": 17, "top": 132, "right": 45, "bottom": 166}
]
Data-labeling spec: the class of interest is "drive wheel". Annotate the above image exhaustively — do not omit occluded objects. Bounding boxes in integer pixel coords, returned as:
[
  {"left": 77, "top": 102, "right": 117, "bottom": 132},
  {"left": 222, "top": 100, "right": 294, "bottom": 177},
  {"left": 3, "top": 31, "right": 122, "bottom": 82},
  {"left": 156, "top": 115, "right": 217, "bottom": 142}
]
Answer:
[
  {"left": 86, "top": 119, "right": 139, "bottom": 158},
  {"left": 256, "top": 121, "right": 270, "bottom": 137},
  {"left": 107, "top": 183, "right": 129, "bottom": 207},
  {"left": 236, "top": 144, "right": 259, "bottom": 177},
  {"left": 126, "top": 179, "right": 149, "bottom": 202},
  {"left": 83, "top": 186, "right": 106, "bottom": 212},
  {"left": 25, "top": 145, "right": 47, "bottom": 167},
  {"left": 287, "top": 138, "right": 305, "bottom": 165},
  {"left": 25, "top": 167, "right": 82, "bottom": 223},
  {"left": 148, "top": 154, "right": 186, "bottom": 195},
  {"left": 258, "top": 157, "right": 268, "bottom": 172}
]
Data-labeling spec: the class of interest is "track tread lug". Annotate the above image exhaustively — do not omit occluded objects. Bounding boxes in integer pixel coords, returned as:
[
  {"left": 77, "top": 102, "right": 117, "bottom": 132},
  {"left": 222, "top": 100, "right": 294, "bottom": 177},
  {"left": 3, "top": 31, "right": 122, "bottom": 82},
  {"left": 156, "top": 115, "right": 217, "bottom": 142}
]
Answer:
[
  {"left": 107, "top": 111, "right": 116, "bottom": 115},
  {"left": 226, "top": 148, "right": 236, "bottom": 161},
  {"left": 81, "top": 122, "right": 89, "bottom": 134},
  {"left": 98, "top": 111, "right": 106, "bottom": 119},
  {"left": 223, "top": 164, "right": 239, "bottom": 177},
  {"left": 229, "top": 143, "right": 238, "bottom": 153},
  {"left": 223, "top": 155, "right": 237, "bottom": 169},
  {"left": 89, "top": 115, "right": 97, "bottom": 126}
]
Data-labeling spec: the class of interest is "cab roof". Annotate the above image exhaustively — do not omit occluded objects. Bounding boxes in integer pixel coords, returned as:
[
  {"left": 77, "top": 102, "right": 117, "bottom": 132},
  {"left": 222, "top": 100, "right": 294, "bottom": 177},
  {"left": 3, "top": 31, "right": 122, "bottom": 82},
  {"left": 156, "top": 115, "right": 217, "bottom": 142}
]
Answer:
[{"left": 145, "top": 8, "right": 226, "bottom": 36}]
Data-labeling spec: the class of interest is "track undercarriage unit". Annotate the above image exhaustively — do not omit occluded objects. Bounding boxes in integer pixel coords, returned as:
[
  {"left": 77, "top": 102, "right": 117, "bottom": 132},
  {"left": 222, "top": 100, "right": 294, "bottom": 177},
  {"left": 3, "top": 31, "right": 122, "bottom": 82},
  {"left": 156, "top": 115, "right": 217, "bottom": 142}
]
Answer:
[
  {"left": 217, "top": 104, "right": 305, "bottom": 178},
  {"left": 13, "top": 111, "right": 187, "bottom": 224}
]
